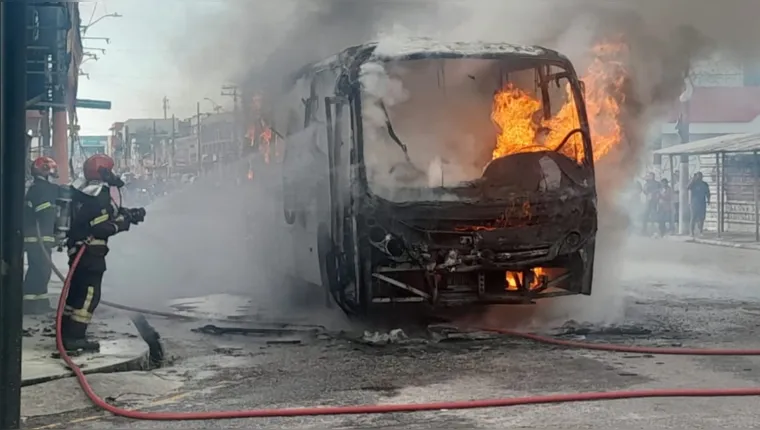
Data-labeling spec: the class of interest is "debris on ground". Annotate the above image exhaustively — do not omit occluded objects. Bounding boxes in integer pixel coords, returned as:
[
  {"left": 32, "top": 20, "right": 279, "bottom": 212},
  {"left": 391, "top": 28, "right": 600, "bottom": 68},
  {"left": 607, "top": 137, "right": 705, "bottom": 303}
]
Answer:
[
  {"left": 192, "top": 324, "right": 323, "bottom": 337},
  {"left": 552, "top": 320, "right": 654, "bottom": 337},
  {"left": 427, "top": 324, "right": 500, "bottom": 342},
  {"left": 361, "top": 329, "right": 409, "bottom": 345},
  {"left": 266, "top": 338, "right": 302, "bottom": 345}
]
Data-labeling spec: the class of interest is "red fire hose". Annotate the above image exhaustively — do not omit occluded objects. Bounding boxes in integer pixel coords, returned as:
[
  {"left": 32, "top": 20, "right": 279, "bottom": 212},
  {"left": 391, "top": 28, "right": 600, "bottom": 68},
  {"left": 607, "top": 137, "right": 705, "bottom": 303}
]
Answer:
[{"left": 58, "top": 245, "right": 760, "bottom": 422}]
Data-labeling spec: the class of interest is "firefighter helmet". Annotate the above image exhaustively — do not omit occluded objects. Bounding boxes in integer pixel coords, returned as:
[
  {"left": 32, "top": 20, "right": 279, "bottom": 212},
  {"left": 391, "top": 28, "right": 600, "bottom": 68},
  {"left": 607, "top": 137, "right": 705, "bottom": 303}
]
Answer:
[
  {"left": 31, "top": 156, "right": 58, "bottom": 178},
  {"left": 83, "top": 153, "right": 115, "bottom": 181}
]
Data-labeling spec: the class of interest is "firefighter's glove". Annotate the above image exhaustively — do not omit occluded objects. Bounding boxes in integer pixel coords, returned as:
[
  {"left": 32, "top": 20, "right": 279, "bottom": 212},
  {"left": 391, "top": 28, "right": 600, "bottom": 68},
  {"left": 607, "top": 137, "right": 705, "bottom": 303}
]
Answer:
[{"left": 114, "top": 211, "right": 132, "bottom": 232}]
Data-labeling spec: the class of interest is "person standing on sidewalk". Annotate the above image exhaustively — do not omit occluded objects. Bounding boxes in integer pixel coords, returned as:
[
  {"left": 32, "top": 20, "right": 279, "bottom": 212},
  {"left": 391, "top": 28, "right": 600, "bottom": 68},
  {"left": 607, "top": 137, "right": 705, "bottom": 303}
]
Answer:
[
  {"left": 672, "top": 171, "right": 680, "bottom": 232},
  {"left": 641, "top": 172, "right": 661, "bottom": 236},
  {"left": 22, "top": 156, "right": 60, "bottom": 315},
  {"left": 688, "top": 171, "right": 710, "bottom": 237},
  {"left": 658, "top": 178, "right": 675, "bottom": 237}
]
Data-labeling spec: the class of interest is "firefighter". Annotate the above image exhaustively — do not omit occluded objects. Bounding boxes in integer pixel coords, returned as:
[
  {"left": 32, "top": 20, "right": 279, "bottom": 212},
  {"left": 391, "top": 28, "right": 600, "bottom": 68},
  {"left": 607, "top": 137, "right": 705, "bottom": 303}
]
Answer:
[
  {"left": 62, "top": 154, "right": 146, "bottom": 352},
  {"left": 23, "top": 156, "right": 60, "bottom": 315}
]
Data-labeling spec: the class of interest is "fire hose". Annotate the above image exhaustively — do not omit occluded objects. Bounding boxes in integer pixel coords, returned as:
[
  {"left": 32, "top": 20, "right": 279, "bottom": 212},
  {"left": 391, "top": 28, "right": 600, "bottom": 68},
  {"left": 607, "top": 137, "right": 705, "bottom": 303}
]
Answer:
[
  {"left": 37, "top": 224, "right": 195, "bottom": 321},
  {"left": 49, "top": 243, "right": 760, "bottom": 422}
]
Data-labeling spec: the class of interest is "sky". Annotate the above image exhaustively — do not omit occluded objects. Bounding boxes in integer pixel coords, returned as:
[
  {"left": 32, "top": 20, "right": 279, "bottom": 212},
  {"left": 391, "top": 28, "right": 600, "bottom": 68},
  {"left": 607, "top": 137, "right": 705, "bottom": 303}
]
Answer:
[{"left": 76, "top": 0, "right": 225, "bottom": 135}]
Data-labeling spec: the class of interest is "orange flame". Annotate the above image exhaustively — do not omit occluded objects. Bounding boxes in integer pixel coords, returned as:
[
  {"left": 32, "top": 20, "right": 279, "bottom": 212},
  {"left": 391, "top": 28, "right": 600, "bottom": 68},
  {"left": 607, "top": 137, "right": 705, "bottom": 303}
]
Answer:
[
  {"left": 491, "top": 41, "right": 627, "bottom": 165},
  {"left": 506, "top": 268, "right": 548, "bottom": 291},
  {"left": 491, "top": 83, "right": 545, "bottom": 159},
  {"left": 260, "top": 127, "right": 272, "bottom": 164},
  {"left": 495, "top": 41, "right": 628, "bottom": 291}
]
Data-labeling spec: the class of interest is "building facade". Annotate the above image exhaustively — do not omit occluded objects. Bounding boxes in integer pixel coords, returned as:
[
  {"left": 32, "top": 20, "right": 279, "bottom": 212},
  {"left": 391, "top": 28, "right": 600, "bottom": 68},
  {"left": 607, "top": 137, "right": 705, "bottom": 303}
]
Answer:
[
  {"left": 656, "top": 51, "right": 760, "bottom": 234},
  {"left": 25, "top": 1, "right": 83, "bottom": 182}
]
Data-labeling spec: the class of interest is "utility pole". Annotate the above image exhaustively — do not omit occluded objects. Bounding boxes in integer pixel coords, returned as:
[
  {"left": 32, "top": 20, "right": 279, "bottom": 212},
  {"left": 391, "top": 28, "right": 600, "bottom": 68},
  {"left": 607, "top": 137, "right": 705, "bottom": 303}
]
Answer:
[
  {"left": 152, "top": 120, "right": 157, "bottom": 167},
  {"left": 123, "top": 125, "right": 130, "bottom": 171},
  {"left": 221, "top": 85, "right": 240, "bottom": 158},
  {"left": 196, "top": 101, "right": 202, "bottom": 174},
  {"left": 162, "top": 96, "right": 169, "bottom": 120},
  {"left": 170, "top": 114, "right": 176, "bottom": 174},
  {"left": 1, "top": 0, "right": 30, "bottom": 428},
  {"left": 676, "top": 76, "right": 693, "bottom": 235}
]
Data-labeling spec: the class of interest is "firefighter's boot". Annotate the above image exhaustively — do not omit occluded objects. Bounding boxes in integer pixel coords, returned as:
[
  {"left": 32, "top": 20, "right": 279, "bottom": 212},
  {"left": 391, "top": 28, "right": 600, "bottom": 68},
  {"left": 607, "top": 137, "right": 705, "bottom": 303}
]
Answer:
[
  {"left": 60, "top": 316, "right": 101, "bottom": 352},
  {"left": 62, "top": 337, "right": 100, "bottom": 353}
]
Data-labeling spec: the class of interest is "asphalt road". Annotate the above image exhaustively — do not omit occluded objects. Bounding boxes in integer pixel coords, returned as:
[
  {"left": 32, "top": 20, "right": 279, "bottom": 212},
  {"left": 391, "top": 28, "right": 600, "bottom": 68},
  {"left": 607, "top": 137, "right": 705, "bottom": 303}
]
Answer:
[{"left": 23, "top": 173, "right": 760, "bottom": 429}]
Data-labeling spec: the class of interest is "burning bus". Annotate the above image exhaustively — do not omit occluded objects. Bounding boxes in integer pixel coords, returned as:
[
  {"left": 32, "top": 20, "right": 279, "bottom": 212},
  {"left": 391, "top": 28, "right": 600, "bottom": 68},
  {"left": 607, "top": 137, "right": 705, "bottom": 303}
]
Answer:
[{"left": 272, "top": 38, "right": 601, "bottom": 315}]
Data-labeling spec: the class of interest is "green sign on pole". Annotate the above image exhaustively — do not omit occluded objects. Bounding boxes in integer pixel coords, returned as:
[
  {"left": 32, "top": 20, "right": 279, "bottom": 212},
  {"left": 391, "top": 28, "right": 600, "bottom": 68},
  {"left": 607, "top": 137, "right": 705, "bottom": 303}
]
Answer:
[{"left": 75, "top": 99, "right": 112, "bottom": 110}]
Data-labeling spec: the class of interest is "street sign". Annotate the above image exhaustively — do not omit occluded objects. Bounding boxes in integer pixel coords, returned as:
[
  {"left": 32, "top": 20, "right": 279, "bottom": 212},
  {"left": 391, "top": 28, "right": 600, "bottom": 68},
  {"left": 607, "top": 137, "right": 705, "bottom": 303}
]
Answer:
[
  {"left": 79, "top": 136, "right": 108, "bottom": 147},
  {"left": 73, "top": 136, "right": 107, "bottom": 159},
  {"left": 76, "top": 99, "right": 112, "bottom": 110}
]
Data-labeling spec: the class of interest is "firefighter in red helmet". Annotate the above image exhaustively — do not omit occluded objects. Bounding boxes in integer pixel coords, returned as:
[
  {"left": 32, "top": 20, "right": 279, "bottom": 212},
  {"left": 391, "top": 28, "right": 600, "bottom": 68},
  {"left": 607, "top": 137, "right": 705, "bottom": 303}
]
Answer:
[
  {"left": 62, "top": 153, "right": 146, "bottom": 352},
  {"left": 23, "top": 156, "right": 61, "bottom": 314}
]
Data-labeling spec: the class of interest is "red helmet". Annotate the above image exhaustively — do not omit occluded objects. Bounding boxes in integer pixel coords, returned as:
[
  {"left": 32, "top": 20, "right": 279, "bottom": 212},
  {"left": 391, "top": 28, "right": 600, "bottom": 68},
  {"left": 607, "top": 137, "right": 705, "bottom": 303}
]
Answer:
[
  {"left": 31, "top": 156, "right": 58, "bottom": 178},
  {"left": 83, "top": 153, "right": 115, "bottom": 181}
]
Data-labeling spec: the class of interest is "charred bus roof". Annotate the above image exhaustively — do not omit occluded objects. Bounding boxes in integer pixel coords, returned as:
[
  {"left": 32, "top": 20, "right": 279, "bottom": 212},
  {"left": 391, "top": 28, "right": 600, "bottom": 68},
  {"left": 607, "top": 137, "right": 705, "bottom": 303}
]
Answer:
[{"left": 285, "top": 37, "right": 572, "bottom": 88}]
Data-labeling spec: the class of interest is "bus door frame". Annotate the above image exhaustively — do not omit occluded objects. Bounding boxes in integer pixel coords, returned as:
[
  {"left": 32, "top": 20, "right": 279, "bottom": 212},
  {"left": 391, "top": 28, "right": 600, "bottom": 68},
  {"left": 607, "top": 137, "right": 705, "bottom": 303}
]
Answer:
[{"left": 325, "top": 95, "right": 361, "bottom": 305}]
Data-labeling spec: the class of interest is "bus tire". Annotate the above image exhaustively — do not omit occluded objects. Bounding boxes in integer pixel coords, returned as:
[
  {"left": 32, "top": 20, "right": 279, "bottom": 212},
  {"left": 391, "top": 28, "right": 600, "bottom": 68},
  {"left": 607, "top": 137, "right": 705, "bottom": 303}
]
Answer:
[{"left": 281, "top": 140, "right": 297, "bottom": 225}]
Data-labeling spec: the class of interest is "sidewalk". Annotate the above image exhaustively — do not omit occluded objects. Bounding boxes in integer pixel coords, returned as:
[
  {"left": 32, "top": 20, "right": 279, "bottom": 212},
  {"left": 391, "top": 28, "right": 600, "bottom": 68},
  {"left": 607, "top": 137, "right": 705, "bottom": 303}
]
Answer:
[
  {"left": 21, "top": 287, "right": 150, "bottom": 386},
  {"left": 665, "top": 231, "right": 760, "bottom": 251}
]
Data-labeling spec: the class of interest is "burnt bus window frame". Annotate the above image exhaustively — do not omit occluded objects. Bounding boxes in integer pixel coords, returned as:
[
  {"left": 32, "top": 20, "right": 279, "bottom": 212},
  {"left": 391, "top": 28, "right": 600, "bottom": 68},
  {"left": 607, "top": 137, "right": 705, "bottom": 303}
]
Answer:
[{"left": 344, "top": 52, "right": 595, "bottom": 201}]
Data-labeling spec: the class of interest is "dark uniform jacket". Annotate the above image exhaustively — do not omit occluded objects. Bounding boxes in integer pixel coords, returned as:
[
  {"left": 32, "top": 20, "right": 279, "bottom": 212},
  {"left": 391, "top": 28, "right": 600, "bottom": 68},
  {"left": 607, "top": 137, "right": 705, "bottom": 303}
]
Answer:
[
  {"left": 23, "top": 176, "right": 61, "bottom": 247},
  {"left": 66, "top": 181, "right": 130, "bottom": 272}
]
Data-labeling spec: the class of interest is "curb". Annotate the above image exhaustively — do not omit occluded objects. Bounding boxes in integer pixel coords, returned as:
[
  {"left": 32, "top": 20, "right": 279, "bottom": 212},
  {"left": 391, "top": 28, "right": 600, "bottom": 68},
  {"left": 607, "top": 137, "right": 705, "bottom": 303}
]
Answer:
[
  {"left": 22, "top": 339, "right": 150, "bottom": 387},
  {"left": 692, "top": 238, "right": 760, "bottom": 251},
  {"left": 675, "top": 237, "right": 760, "bottom": 251}
]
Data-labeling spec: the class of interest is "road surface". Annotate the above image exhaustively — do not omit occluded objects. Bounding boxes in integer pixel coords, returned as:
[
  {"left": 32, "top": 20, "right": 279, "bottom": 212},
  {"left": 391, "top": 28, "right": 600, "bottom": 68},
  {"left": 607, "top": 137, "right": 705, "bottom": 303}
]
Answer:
[{"left": 22, "top": 173, "right": 760, "bottom": 429}]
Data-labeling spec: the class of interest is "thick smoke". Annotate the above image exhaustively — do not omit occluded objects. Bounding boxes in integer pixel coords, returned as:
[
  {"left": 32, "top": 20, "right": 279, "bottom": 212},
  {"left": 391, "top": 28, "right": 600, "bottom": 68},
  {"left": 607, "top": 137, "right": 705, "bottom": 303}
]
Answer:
[{"left": 174, "top": 0, "right": 760, "bottom": 327}]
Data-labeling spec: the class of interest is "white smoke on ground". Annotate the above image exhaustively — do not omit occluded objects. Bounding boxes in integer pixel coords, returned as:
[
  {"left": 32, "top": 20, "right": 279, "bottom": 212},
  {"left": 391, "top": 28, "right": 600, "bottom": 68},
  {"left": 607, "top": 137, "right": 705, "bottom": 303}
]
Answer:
[{"left": 170, "top": 0, "right": 760, "bottom": 327}]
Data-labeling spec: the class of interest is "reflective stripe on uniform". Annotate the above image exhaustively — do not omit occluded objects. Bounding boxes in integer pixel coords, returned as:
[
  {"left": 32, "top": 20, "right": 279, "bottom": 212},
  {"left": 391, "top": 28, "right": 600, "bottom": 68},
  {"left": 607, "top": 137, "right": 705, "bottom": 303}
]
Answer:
[
  {"left": 23, "top": 294, "right": 48, "bottom": 301},
  {"left": 66, "top": 287, "right": 94, "bottom": 324},
  {"left": 24, "top": 236, "right": 55, "bottom": 243},
  {"left": 90, "top": 214, "right": 109, "bottom": 226},
  {"left": 67, "top": 238, "right": 107, "bottom": 255},
  {"left": 34, "top": 201, "right": 52, "bottom": 212}
]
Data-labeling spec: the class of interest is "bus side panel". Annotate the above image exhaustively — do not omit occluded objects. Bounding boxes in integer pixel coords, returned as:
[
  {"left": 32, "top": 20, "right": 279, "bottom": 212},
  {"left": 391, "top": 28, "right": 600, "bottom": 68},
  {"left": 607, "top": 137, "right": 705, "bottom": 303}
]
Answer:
[{"left": 277, "top": 73, "right": 333, "bottom": 288}]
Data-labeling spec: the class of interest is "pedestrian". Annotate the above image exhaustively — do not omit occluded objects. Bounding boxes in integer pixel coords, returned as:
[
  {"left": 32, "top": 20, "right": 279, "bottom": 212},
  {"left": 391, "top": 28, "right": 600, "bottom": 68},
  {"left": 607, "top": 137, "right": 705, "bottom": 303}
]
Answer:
[
  {"left": 672, "top": 170, "right": 680, "bottom": 231},
  {"left": 688, "top": 171, "right": 710, "bottom": 237},
  {"left": 641, "top": 172, "right": 661, "bottom": 235},
  {"left": 658, "top": 178, "right": 675, "bottom": 237},
  {"left": 23, "top": 156, "right": 60, "bottom": 314}
]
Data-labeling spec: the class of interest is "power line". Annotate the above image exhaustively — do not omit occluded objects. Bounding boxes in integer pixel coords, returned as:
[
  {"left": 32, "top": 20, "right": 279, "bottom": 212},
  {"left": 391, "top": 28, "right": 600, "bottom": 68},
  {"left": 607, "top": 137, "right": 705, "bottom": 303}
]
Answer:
[
  {"left": 89, "top": 47, "right": 178, "bottom": 54},
  {"left": 86, "top": 2, "right": 98, "bottom": 27},
  {"left": 79, "top": 74, "right": 174, "bottom": 82}
]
